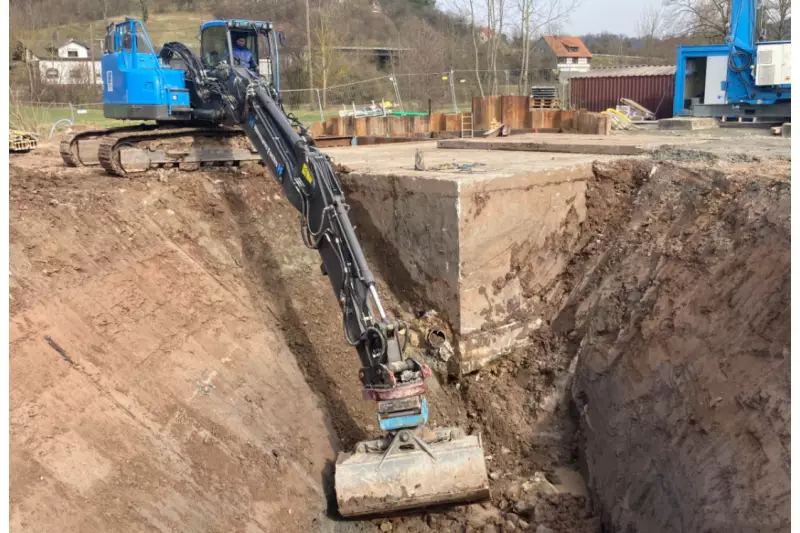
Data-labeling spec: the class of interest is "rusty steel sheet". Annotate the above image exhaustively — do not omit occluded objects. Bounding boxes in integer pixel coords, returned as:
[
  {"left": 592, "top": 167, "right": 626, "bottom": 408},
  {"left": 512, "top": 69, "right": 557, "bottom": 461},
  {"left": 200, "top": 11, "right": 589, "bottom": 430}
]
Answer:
[
  {"left": 335, "top": 428, "right": 490, "bottom": 517},
  {"left": 570, "top": 73, "right": 675, "bottom": 119}
]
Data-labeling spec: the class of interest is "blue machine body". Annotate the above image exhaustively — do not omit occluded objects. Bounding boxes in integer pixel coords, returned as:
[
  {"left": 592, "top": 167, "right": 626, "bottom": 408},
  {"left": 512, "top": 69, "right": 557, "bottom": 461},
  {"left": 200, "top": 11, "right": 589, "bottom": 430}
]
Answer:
[
  {"left": 672, "top": 0, "right": 790, "bottom": 118},
  {"left": 378, "top": 398, "right": 429, "bottom": 432},
  {"left": 102, "top": 19, "right": 192, "bottom": 120},
  {"left": 102, "top": 18, "right": 278, "bottom": 122}
]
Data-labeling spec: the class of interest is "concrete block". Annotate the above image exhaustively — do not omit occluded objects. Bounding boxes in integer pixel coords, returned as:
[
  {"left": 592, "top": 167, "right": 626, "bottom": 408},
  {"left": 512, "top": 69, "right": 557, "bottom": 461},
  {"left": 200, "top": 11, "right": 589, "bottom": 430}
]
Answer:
[
  {"left": 334, "top": 144, "right": 594, "bottom": 374},
  {"left": 658, "top": 117, "right": 719, "bottom": 131},
  {"left": 782, "top": 123, "right": 791, "bottom": 137}
]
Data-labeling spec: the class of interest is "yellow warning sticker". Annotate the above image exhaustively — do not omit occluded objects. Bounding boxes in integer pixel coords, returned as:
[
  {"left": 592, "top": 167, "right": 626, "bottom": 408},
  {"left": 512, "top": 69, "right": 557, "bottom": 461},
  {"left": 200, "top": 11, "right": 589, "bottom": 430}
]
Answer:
[{"left": 301, "top": 163, "right": 313, "bottom": 184}]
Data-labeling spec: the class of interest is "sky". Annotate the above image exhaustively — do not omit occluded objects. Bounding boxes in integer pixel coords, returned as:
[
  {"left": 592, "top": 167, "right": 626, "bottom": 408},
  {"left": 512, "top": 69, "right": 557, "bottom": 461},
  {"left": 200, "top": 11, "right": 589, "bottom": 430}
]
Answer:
[{"left": 565, "top": 0, "right": 666, "bottom": 35}]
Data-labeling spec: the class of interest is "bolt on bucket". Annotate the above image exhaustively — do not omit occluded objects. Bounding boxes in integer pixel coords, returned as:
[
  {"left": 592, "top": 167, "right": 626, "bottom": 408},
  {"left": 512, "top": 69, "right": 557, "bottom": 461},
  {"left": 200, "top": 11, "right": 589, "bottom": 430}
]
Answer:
[{"left": 335, "top": 427, "right": 490, "bottom": 518}]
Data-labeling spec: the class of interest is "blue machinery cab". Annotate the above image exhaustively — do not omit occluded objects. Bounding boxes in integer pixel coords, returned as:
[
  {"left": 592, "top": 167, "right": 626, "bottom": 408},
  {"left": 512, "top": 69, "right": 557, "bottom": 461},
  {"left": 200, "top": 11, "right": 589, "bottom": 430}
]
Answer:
[{"left": 101, "top": 18, "right": 280, "bottom": 122}]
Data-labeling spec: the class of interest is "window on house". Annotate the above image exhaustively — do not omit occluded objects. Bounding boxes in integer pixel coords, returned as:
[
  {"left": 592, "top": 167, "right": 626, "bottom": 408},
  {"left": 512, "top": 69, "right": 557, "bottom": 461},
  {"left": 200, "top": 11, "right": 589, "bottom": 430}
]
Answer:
[
  {"left": 67, "top": 50, "right": 78, "bottom": 58},
  {"left": 565, "top": 45, "right": 579, "bottom": 53},
  {"left": 70, "top": 66, "right": 85, "bottom": 80},
  {"left": 571, "top": 57, "right": 577, "bottom": 63},
  {"left": 46, "top": 68, "right": 59, "bottom": 79}
]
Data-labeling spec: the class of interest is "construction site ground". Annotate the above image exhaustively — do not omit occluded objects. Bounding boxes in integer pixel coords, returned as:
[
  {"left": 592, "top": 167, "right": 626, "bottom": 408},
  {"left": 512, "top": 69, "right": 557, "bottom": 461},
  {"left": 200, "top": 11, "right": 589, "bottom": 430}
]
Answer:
[{"left": 10, "top": 126, "right": 790, "bottom": 533}]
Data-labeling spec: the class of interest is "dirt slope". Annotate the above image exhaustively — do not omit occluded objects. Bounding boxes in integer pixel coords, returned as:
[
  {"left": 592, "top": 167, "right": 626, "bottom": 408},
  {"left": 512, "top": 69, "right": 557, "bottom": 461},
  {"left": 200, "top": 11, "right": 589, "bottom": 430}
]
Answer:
[
  {"left": 9, "top": 152, "right": 339, "bottom": 532},
  {"left": 559, "top": 160, "right": 791, "bottom": 532}
]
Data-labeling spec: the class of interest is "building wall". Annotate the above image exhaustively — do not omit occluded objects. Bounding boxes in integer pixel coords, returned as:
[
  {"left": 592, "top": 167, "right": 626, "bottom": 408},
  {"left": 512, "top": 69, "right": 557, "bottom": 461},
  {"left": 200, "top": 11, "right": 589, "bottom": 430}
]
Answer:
[
  {"left": 57, "top": 42, "right": 91, "bottom": 59},
  {"left": 39, "top": 60, "right": 102, "bottom": 85}
]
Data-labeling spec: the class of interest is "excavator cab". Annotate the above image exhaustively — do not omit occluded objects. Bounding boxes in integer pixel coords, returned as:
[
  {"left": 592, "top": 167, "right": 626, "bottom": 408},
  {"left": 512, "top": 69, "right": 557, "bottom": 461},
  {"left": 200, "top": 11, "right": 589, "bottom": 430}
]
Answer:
[{"left": 200, "top": 20, "right": 279, "bottom": 87}]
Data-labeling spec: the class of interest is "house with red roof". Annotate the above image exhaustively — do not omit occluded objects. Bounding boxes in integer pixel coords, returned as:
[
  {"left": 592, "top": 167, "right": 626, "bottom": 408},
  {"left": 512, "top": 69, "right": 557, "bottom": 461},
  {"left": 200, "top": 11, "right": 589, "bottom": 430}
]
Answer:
[{"left": 533, "top": 35, "right": 592, "bottom": 75}]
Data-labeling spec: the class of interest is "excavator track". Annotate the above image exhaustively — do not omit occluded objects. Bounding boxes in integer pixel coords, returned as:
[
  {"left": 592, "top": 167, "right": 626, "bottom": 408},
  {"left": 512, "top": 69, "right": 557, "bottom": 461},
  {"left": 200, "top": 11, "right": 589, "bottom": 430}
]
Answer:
[
  {"left": 60, "top": 125, "right": 158, "bottom": 167},
  {"left": 97, "top": 126, "right": 261, "bottom": 177}
]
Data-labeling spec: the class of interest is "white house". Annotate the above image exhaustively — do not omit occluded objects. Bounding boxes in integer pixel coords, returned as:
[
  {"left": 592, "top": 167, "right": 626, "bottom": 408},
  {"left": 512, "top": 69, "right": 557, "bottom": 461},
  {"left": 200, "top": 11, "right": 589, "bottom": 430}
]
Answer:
[
  {"left": 533, "top": 36, "right": 592, "bottom": 74},
  {"left": 24, "top": 39, "right": 103, "bottom": 86}
]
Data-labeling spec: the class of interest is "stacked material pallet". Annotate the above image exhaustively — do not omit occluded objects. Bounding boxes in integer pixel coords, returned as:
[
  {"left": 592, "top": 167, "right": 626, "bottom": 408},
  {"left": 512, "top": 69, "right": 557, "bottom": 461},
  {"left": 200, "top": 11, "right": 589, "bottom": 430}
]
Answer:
[
  {"left": 9, "top": 130, "right": 38, "bottom": 153},
  {"left": 530, "top": 86, "right": 560, "bottom": 109}
]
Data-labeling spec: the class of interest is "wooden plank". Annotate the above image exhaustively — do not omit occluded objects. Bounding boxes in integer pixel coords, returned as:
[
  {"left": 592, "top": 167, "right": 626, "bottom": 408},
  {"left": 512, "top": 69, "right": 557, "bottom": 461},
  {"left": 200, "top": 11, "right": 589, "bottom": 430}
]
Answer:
[
  {"left": 354, "top": 117, "right": 368, "bottom": 137},
  {"left": 430, "top": 112, "right": 445, "bottom": 132},
  {"left": 445, "top": 114, "right": 460, "bottom": 132}
]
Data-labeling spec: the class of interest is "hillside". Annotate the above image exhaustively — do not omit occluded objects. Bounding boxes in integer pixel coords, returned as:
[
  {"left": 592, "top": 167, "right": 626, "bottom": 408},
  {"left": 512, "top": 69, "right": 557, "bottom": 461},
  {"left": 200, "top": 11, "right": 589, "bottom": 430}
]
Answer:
[{"left": 13, "top": 10, "right": 213, "bottom": 52}]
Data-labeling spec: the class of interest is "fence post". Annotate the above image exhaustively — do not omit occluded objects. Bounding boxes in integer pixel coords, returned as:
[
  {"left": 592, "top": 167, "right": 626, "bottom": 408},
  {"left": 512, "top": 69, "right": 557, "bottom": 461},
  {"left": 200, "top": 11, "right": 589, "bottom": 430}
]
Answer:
[
  {"left": 449, "top": 69, "right": 458, "bottom": 114},
  {"left": 389, "top": 75, "right": 404, "bottom": 112},
  {"left": 315, "top": 88, "right": 324, "bottom": 122}
]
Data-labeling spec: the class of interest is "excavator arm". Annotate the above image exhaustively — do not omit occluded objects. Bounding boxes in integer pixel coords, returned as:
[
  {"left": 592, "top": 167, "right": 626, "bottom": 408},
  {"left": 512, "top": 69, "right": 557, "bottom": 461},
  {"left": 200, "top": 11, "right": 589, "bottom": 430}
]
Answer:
[
  {"left": 175, "top": 51, "right": 489, "bottom": 517},
  {"left": 220, "top": 65, "right": 432, "bottom": 425}
]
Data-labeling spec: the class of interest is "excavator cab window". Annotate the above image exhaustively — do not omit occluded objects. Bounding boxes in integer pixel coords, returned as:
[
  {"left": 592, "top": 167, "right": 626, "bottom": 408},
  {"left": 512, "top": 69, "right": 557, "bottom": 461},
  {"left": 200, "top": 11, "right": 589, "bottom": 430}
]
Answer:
[
  {"left": 201, "top": 25, "right": 229, "bottom": 67},
  {"left": 201, "top": 25, "right": 259, "bottom": 72}
]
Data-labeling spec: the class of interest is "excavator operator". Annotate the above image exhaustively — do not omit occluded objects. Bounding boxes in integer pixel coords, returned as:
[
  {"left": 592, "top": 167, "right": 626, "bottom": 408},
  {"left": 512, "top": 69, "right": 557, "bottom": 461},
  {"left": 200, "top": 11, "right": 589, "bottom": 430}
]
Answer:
[{"left": 232, "top": 33, "right": 258, "bottom": 71}]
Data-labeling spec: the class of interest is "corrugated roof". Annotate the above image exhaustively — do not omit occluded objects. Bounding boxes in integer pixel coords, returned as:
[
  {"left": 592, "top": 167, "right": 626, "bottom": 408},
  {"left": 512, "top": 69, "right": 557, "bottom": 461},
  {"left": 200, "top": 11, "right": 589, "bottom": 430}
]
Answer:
[
  {"left": 542, "top": 36, "right": 592, "bottom": 58},
  {"left": 570, "top": 65, "right": 676, "bottom": 78}
]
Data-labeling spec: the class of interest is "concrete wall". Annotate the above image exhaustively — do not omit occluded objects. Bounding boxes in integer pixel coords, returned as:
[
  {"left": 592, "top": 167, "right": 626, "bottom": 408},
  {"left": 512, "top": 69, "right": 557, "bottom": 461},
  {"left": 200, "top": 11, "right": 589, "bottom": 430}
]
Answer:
[
  {"left": 342, "top": 162, "right": 592, "bottom": 374},
  {"left": 456, "top": 169, "right": 588, "bottom": 372},
  {"left": 341, "top": 173, "right": 462, "bottom": 327}
]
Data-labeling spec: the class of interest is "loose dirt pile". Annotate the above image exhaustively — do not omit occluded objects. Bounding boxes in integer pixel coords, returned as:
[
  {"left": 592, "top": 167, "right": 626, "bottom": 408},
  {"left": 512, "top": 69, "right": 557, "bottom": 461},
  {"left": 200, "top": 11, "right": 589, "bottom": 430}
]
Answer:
[{"left": 10, "top": 144, "right": 790, "bottom": 533}]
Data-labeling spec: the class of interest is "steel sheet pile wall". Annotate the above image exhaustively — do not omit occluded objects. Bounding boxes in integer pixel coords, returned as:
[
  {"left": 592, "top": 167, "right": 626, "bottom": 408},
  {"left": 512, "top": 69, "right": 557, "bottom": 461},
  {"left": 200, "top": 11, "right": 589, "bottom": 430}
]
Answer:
[{"left": 570, "top": 74, "right": 674, "bottom": 119}]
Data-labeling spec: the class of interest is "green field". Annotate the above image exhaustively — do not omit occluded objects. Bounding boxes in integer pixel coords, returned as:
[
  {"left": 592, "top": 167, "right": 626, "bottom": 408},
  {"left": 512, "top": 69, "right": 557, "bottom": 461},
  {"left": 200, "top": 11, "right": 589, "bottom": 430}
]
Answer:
[
  {"left": 19, "top": 10, "right": 212, "bottom": 53},
  {"left": 10, "top": 105, "right": 134, "bottom": 135}
]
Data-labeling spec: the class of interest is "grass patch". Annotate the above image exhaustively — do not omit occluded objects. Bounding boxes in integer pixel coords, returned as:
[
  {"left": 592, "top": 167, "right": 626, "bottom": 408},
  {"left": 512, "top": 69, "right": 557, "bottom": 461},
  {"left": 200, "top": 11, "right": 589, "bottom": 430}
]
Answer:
[
  {"left": 18, "top": 10, "right": 212, "bottom": 52},
  {"left": 11, "top": 105, "right": 138, "bottom": 135}
]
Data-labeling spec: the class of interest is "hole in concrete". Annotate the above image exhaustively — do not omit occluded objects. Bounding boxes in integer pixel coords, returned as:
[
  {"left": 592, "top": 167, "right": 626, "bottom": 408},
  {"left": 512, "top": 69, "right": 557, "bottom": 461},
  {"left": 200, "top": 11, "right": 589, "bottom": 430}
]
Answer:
[{"left": 426, "top": 328, "right": 447, "bottom": 349}]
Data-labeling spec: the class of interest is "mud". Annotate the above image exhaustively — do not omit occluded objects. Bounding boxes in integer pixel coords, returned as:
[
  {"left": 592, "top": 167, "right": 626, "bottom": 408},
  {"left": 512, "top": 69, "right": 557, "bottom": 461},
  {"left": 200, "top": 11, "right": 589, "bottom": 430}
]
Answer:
[{"left": 9, "top": 142, "right": 791, "bottom": 533}]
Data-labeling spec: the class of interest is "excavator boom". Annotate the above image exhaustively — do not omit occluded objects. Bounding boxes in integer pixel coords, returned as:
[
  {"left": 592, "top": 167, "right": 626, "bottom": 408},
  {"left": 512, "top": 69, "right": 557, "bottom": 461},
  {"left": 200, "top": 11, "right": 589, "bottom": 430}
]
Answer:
[{"left": 158, "top": 31, "right": 490, "bottom": 517}]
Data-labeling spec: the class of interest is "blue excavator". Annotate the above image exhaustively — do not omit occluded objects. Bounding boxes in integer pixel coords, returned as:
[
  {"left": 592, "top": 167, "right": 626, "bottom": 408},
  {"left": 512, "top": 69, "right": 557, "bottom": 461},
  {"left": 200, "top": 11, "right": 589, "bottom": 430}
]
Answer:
[{"left": 63, "top": 18, "right": 490, "bottom": 517}]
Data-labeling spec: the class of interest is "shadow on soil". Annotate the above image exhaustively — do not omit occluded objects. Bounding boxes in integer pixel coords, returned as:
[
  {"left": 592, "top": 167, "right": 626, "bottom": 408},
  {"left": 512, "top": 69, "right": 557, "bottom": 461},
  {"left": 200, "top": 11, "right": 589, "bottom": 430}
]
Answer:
[{"left": 220, "top": 182, "right": 366, "bottom": 520}]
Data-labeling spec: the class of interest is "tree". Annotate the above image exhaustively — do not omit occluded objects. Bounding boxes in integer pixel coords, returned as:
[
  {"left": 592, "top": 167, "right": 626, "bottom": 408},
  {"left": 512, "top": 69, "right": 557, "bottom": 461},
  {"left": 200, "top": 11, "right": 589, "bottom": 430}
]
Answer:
[
  {"left": 635, "top": 5, "right": 671, "bottom": 56},
  {"left": 311, "top": 0, "right": 347, "bottom": 107},
  {"left": 484, "top": 0, "right": 506, "bottom": 94},
  {"left": 667, "top": 0, "right": 731, "bottom": 41},
  {"left": 139, "top": 0, "right": 149, "bottom": 22},
  {"left": 762, "top": 0, "right": 791, "bottom": 40},
  {"left": 517, "top": 0, "right": 580, "bottom": 95}
]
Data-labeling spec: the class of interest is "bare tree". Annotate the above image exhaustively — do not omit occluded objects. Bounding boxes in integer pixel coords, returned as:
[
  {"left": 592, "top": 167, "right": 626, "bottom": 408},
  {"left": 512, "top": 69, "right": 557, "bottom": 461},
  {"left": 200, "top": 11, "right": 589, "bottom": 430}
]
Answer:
[
  {"left": 762, "top": 0, "right": 791, "bottom": 39},
  {"left": 468, "top": 0, "right": 486, "bottom": 96},
  {"left": 667, "top": 0, "right": 731, "bottom": 41},
  {"left": 311, "top": 0, "right": 347, "bottom": 108},
  {"left": 517, "top": 0, "right": 580, "bottom": 95},
  {"left": 484, "top": 0, "right": 506, "bottom": 94},
  {"left": 636, "top": 5, "right": 672, "bottom": 56}
]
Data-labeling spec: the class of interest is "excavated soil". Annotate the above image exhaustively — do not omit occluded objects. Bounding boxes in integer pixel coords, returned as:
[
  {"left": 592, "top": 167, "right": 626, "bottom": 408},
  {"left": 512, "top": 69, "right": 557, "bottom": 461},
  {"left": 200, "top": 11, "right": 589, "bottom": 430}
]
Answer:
[{"left": 9, "top": 142, "right": 790, "bottom": 533}]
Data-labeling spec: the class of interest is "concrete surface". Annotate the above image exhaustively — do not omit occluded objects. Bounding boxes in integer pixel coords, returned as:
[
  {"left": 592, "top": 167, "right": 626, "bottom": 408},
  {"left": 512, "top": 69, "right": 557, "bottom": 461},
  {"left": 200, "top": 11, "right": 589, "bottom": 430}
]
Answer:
[
  {"left": 324, "top": 127, "right": 790, "bottom": 373},
  {"left": 436, "top": 129, "right": 791, "bottom": 160},
  {"left": 327, "top": 142, "right": 604, "bottom": 373},
  {"left": 658, "top": 117, "right": 719, "bottom": 130}
]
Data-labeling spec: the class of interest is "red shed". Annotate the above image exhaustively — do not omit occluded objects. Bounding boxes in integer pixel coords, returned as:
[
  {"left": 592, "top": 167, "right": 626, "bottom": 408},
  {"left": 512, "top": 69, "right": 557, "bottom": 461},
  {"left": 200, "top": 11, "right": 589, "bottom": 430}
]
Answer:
[{"left": 569, "top": 66, "right": 676, "bottom": 119}]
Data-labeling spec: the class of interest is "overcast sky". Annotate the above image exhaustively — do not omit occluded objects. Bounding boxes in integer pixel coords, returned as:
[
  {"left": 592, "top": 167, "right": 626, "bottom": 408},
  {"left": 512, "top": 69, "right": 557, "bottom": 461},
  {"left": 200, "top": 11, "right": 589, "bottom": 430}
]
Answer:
[{"left": 565, "top": 0, "right": 665, "bottom": 35}]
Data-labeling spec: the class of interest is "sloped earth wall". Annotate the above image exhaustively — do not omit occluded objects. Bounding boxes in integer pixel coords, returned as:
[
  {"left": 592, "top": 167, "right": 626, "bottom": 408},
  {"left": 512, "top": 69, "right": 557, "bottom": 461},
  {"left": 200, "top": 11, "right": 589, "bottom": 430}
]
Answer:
[
  {"left": 561, "top": 160, "right": 790, "bottom": 532},
  {"left": 9, "top": 145, "right": 790, "bottom": 533}
]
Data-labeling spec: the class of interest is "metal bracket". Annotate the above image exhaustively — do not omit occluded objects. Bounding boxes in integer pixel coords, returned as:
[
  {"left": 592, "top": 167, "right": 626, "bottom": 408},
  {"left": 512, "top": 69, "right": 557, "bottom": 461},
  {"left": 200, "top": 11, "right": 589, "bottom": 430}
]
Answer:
[{"left": 377, "top": 428, "right": 437, "bottom": 470}]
